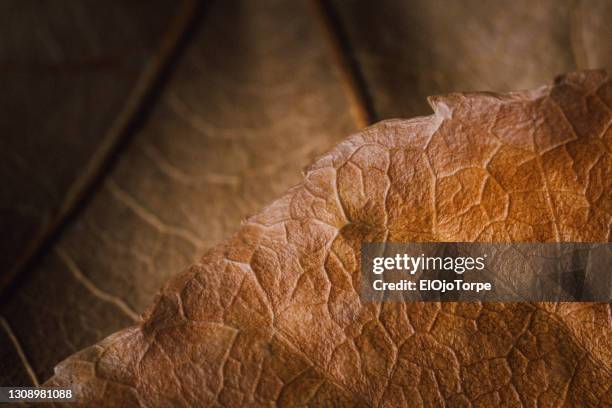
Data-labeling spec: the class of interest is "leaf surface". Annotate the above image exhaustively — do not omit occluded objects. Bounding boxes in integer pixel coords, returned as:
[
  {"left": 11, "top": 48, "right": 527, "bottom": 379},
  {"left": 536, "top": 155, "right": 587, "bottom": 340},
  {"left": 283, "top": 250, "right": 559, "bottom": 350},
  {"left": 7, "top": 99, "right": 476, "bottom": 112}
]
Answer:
[{"left": 47, "top": 70, "right": 612, "bottom": 406}]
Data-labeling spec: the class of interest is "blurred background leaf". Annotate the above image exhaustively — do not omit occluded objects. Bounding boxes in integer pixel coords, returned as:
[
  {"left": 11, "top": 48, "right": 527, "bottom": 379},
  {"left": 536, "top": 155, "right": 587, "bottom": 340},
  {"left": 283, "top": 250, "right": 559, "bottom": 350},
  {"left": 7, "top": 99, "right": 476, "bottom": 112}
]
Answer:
[{"left": 0, "top": 0, "right": 610, "bottom": 386}]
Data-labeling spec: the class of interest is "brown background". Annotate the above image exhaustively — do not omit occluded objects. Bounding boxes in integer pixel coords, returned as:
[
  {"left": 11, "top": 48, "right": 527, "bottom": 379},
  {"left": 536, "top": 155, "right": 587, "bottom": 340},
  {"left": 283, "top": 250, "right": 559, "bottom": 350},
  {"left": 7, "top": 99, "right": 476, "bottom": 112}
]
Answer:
[{"left": 1, "top": 0, "right": 610, "bottom": 386}]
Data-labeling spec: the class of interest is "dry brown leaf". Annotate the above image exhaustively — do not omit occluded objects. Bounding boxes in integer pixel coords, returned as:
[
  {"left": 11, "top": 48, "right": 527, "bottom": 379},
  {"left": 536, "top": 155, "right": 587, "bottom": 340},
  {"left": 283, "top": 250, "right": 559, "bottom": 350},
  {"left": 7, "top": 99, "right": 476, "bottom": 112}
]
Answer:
[
  {"left": 5, "top": 0, "right": 612, "bottom": 391},
  {"left": 46, "top": 71, "right": 612, "bottom": 406}
]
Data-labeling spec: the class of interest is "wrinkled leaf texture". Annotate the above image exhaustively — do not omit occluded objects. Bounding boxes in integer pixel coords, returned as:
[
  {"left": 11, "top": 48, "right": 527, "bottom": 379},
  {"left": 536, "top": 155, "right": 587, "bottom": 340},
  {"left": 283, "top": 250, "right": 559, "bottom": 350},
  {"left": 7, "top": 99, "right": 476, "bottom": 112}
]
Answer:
[{"left": 47, "top": 70, "right": 612, "bottom": 407}]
